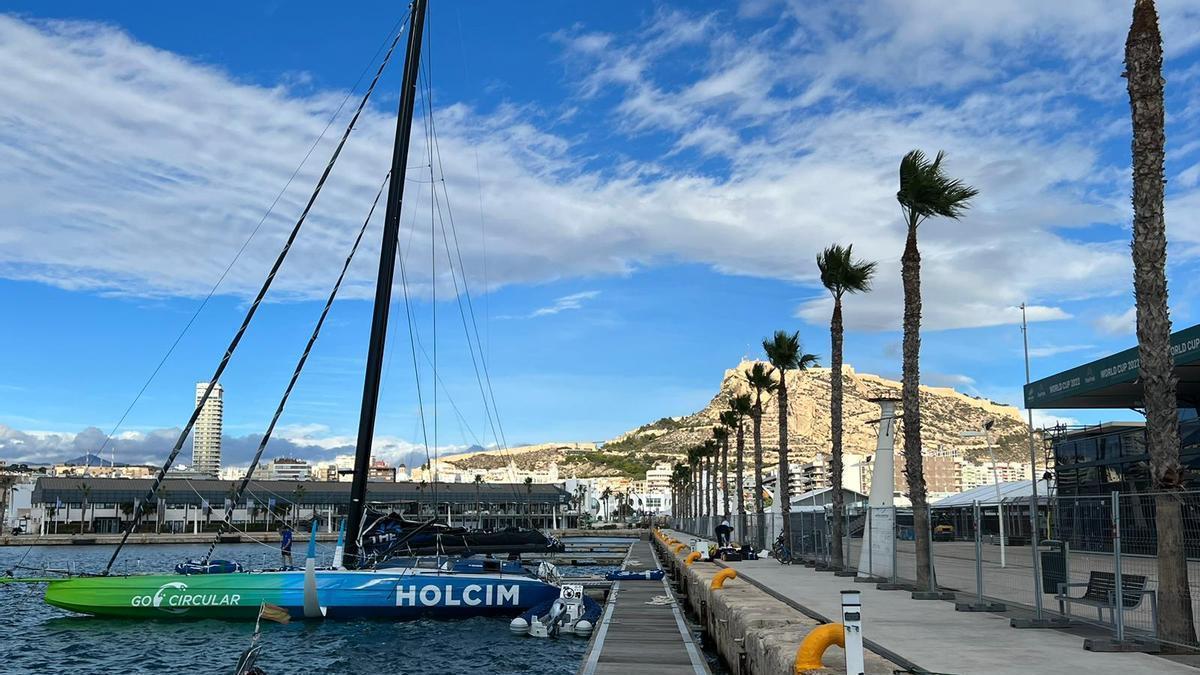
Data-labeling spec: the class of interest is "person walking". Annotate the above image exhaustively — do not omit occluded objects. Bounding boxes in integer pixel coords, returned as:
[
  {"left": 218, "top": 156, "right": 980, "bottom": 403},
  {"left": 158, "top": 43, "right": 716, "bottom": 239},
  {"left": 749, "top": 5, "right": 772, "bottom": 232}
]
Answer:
[{"left": 280, "top": 524, "right": 294, "bottom": 568}]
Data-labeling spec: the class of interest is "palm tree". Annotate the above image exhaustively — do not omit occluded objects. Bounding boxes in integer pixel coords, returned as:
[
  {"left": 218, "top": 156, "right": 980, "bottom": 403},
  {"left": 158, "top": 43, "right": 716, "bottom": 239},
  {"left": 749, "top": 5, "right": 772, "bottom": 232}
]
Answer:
[
  {"left": 473, "top": 474, "right": 484, "bottom": 529},
  {"left": 714, "top": 423, "right": 732, "bottom": 516},
  {"left": 896, "top": 149, "right": 977, "bottom": 587},
  {"left": 762, "top": 330, "right": 819, "bottom": 553},
  {"left": 685, "top": 446, "right": 702, "bottom": 522},
  {"left": 672, "top": 463, "right": 690, "bottom": 520},
  {"left": 523, "top": 476, "right": 534, "bottom": 525},
  {"left": 78, "top": 482, "right": 92, "bottom": 534},
  {"left": 601, "top": 486, "right": 613, "bottom": 522},
  {"left": 1125, "top": 0, "right": 1195, "bottom": 644},
  {"left": 744, "top": 362, "right": 777, "bottom": 548},
  {"left": 817, "top": 243, "right": 877, "bottom": 569},
  {"left": 727, "top": 394, "right": 753, "bottom": 536},
  {"left": 703, "top": 439, "right": 720, "bottom": 521}
]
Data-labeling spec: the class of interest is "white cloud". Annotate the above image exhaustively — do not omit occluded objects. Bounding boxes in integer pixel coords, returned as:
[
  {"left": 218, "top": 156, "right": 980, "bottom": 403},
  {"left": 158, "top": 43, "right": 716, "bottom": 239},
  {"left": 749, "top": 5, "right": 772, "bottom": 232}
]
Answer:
[
  {"left": 2, "top": 7, "right": 1200, "bottom": 335},
  {"left": 1094, "top": 307, "right": 1137, "bottom": 336},
  {"left": 530, "top": 290, "right": 601, "bottom": 317},
  {"left": 1026, "top": 344, "right": 1096, "bottom": 358},
  {"left": 1029, "top": 410, "right": 1081, "bottom": 429}
]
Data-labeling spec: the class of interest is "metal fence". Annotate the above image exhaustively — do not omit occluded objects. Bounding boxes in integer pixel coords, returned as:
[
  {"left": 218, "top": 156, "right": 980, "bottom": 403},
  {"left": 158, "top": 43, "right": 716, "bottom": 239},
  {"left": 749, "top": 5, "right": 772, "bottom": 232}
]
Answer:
[{"left": 671, "top": 489, "right": 1200, "bottom": 651}]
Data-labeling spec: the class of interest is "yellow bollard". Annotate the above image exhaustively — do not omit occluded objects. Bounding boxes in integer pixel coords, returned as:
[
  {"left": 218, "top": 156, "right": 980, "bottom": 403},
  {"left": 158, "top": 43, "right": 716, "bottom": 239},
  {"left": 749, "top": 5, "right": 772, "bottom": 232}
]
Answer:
[
  {"left": 684, "top": 551, "right": 702, "bottom": 566},
  {"left": 710, "top": 568, "right": 737, "bottom": 589},
  {"left": 794, "top": 623, "right": 845, "bottom": 673}
]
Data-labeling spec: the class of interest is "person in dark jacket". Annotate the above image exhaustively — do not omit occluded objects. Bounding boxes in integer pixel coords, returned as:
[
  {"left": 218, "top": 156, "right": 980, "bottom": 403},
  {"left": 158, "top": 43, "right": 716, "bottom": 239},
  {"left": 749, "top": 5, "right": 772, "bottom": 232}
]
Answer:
[
  {"left": 714, "top": 515, "right": 733, "bottom": 547},
  {"left": 280, "top": 525, "right": 294, "bottom": 567}
]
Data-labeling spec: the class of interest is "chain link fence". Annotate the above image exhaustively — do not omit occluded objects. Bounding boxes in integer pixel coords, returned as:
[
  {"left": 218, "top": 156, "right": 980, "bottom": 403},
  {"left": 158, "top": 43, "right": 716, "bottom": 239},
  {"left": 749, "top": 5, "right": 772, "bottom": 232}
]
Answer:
[{"left": 670, "top": 489, "right": 1200, "bottom": 651}]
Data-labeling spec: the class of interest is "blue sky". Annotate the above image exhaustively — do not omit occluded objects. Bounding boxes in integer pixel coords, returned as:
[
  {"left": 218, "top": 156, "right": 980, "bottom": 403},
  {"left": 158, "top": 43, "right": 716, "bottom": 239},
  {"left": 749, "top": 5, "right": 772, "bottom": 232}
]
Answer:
[{"left": 3, "top": 1, "right": 1200, "bottom": 468}]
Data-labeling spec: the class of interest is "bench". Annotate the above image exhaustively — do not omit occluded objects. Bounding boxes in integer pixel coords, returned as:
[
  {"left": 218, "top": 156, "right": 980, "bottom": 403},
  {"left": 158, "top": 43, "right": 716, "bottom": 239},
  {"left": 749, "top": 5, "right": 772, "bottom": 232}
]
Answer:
[{"left": 1057, "top": 571, "right": 1157, "bottom": 636}]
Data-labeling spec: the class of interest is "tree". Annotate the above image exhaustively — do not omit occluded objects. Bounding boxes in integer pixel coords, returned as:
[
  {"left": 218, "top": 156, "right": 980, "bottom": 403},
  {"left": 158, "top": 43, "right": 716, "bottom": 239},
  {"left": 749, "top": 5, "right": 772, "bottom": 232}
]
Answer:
[
  {"left": 685, "top": 446, "right": 702, "bottom": 521},
  {"left": 474, "top": 474, "right": 485, "bottom": 529},
  {"left": 727, "top": 394, "right": 753, "bottom": 536},
  {"left": 703, "top": 439, "right": 719, "bottom": 520},
  {"left": 120, "top": 502, "right": 134, "bottom": 531},
  {"left": 601, "top": 486, "right": 613, "bottom": 522},
  {"left": 524, "top": 477, "right": 534, "bottom": 525},
  {"left": 762, "top": 331, "right": 819, "bottom": 553},
  {"left": 817, "top": 243, "right": 877, "bottom": 570},
  {"left": 897, "top": 148, "right": 978, "bottom": 588},
  {"left": 710, "top": 420, "right": 729, "bottom": 514},
  {"left": 1125, "top": 0, "right": 1195, "bottom": 645},
  {"left": 743, "top": 362, "right": 777, "bottom": 547},
  {"left": 78, "top": 482, "right": 92, "bottom": 534},
  {"left": 671, "top": 463, "right": 690, "bottom": 520}
]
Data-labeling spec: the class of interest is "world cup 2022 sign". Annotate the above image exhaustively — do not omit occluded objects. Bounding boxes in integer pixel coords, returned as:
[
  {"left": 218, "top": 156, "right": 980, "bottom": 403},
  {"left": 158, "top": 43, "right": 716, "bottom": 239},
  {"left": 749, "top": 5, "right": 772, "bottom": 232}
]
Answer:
[{"left": 395, "top": 583, "right": 519, "bottom": 607}]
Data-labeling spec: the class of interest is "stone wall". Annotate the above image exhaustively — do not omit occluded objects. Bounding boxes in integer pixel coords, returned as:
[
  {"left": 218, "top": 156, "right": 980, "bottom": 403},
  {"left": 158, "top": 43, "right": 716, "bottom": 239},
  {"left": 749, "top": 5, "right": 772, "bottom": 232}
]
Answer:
[{"left": 653, "top": 528, "right": 900, "bottom": 674}]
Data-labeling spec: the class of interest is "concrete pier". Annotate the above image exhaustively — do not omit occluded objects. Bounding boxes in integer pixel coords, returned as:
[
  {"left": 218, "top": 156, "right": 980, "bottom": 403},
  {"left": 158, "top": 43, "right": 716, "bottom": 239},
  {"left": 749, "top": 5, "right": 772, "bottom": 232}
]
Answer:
[
  {"left": 579, "top": 536, "right": 708, "bottom": 675},
  {"left": 656, "top": 529, "right": 899, "bottom": 674},
  {"left": 658, "top": 528, "right": 1200, "bottom": 675}
]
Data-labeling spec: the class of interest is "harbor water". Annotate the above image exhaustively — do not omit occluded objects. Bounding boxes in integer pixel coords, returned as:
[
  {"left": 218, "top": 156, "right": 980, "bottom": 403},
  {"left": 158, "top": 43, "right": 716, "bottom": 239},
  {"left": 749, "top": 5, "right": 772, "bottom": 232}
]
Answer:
[{"left": 1, "top": 539, "right": 624, "bottom": 675}]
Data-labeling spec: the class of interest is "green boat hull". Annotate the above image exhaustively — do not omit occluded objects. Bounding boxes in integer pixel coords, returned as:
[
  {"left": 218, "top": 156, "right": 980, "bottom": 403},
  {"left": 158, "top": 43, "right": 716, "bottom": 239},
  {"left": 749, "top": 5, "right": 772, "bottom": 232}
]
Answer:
[{"left": 40, "top": 568, "right": 560, "bottom": 620}]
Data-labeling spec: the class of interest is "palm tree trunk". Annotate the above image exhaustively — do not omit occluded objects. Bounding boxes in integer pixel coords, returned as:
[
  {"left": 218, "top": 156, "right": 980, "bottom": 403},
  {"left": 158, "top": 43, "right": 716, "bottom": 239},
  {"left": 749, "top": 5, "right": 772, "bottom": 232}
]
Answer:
[
  {"left": 736, "top": 422, "right": 746, "bottom": 537},
  {"left": 753, "top": 399, "right": 765, "bottom": 549},
  {"left": 709, "top": 453, "right": 718, "bottom": 520},
  {"left": 901, "top": 218, "right": 931, "bottom": 588},
  {"left": 1126, "top": 0, "right": 1195, "bottom": 646},
  {"left": 830, "top": 295, "right": 846, "bottom": 570},
  {"left": 778, "top": 371, "right": 792, "bottom": 551},
  {"left": 721, "top": 437, "right": 730, "bottom": 517}
]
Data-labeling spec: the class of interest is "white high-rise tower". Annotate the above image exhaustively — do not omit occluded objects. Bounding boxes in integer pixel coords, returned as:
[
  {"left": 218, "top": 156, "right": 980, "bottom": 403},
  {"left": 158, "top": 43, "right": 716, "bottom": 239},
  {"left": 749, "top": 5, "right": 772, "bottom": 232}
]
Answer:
[{"left": 192, "top": 381, "right": 224, "bottom": 477}]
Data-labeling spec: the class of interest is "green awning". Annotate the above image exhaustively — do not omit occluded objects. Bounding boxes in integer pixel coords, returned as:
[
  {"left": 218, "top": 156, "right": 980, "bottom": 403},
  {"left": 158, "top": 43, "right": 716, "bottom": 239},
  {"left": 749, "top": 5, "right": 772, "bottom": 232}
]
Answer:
[{"left": 1024, "top": 323, "right": 1200, "bottom": 409}]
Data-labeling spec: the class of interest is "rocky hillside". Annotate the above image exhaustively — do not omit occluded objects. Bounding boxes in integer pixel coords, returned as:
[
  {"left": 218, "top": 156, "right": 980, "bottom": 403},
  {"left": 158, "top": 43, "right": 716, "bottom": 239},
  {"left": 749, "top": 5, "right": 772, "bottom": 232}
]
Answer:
[
  {"left": 615, "top": 361, "right": 1030, "bottom": 469},
  {"left": 445, "top": 362, "right": 1032, "bottom": 480}
]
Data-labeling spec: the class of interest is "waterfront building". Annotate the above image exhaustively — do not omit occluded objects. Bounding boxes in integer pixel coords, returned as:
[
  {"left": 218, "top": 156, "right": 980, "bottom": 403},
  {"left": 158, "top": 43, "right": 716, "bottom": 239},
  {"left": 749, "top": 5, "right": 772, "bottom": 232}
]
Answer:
[
  {"left": 644, "top": 462, "right": 673, "bottom": 493},
  {"left": 28, "top": 476, "right": 575, "bottom": 534},
  {"left": 192, "top": 381, "right": 223, "bottom": 477},
  {"left": 264, "top": 457, "right": 311, "bottom": 481}
]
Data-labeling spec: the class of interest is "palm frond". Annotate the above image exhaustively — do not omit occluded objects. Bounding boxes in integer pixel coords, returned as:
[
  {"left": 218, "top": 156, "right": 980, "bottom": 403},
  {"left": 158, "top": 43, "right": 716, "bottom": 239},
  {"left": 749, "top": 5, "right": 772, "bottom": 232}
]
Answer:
[
  {"left": 762, "top": 330, "right": 819, "bottom": 370},
  {"left": 896, "top": 149, "right": 979, "bottom": 224},
  {"left": 817, "top": 243, "right": 877, "bottom": 297}
]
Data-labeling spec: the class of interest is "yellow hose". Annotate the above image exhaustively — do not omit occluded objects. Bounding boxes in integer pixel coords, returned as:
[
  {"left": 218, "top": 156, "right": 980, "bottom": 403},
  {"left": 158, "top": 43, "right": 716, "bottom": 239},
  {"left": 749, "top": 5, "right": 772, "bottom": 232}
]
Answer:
[
  {"left": 684, "top": 551, "right": 701, "bottom": 566},
  {"left": 794, "top": 623, "right": 844, "bottom": 673},
  {"left": 673, "top": 543, "right": 688, "bottom": 553},
  {"left": 710, "top": 568, "right": 737, "bottom": 589}
]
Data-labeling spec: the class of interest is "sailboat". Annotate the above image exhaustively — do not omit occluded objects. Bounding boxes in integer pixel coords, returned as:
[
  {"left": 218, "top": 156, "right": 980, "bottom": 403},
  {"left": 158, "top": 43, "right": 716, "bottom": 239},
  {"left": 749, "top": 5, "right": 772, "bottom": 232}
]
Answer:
[{"left": 11, "top": 0, "right": 563, "bottom": 621}]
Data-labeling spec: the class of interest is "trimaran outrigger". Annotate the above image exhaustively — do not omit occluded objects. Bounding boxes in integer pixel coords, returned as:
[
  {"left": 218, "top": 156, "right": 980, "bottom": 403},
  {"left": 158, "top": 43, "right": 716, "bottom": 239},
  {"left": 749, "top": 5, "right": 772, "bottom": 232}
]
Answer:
[{"left": 7, "top": 0, "right": 567, "bottom": 621}]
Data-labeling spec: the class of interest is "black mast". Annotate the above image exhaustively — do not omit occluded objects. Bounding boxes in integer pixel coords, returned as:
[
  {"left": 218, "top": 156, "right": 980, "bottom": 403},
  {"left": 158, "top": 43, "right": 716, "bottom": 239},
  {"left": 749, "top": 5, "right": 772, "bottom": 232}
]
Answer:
[{"left": 344, "top": 0, "right": 428, "bottom": 567}]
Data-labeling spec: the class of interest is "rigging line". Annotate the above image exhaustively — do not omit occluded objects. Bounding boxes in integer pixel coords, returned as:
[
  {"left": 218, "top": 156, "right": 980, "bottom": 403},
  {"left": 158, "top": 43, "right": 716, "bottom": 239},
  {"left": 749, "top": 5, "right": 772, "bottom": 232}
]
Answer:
[
  {"left": 103, "top": 26, "right": 406, "bottom": 575},
  {"left": 426, "top": 83, "right": 511, "bottom": 458},
  {"left": 424, "top": 100, "right": 530, "bottom": 519},
  {"left": 178, "top": 479, "right": 329, "bottom": 556},
  {"left": 394, "top": 151, "right": 432, "bottom": 495},
  {"left": 420, "top": 40, "right": 439, "bottom": 511},
  {"left": 430, "top": 164, "right": 503, "bottom": 472},
  {"left": 454, "top": 4, "right": 492, "bottom": 388},
  {"left": 201, "top": 172, "right": 390, "bottom": 563},
  {"left": 89, "top": 16, "right": 412, "bottom": 470}
]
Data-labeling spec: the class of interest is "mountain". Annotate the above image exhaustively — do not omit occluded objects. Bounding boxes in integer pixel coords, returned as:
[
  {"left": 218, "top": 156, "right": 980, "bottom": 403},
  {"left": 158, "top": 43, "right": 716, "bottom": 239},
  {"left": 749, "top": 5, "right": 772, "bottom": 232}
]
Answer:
[
  {"left": 603, "top": 360, "right": 1031, "bottom": 473},
  {"left": 445, "top": 361, "right": 1032, "bottom": 480}
]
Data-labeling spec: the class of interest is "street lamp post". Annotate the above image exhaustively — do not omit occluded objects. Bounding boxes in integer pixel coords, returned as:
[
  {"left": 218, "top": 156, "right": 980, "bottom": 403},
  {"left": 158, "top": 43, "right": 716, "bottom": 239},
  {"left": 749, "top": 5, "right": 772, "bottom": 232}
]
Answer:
[{"left": 961, "top": 421, "right": 1005, "bottom": 568}]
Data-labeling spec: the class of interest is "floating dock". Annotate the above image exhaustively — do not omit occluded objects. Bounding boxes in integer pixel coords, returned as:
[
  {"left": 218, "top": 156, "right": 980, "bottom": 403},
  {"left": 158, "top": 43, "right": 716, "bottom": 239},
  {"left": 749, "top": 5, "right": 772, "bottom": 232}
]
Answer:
[{"left": 579, "top": 536, "right": 708, "bottom": 675}]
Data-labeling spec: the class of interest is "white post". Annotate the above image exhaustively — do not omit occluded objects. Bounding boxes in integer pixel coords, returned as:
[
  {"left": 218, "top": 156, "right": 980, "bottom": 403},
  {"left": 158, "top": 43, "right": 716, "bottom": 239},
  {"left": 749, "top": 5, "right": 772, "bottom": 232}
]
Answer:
[
  {"left": 986, "top": 432, "right": 1006, "bottom": 568},
  {"left": 841, "top": 590, "right": 865, "bottom": 675},
  {"left": 857, "top": 398, "right": 898, "bottom": 579}
]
